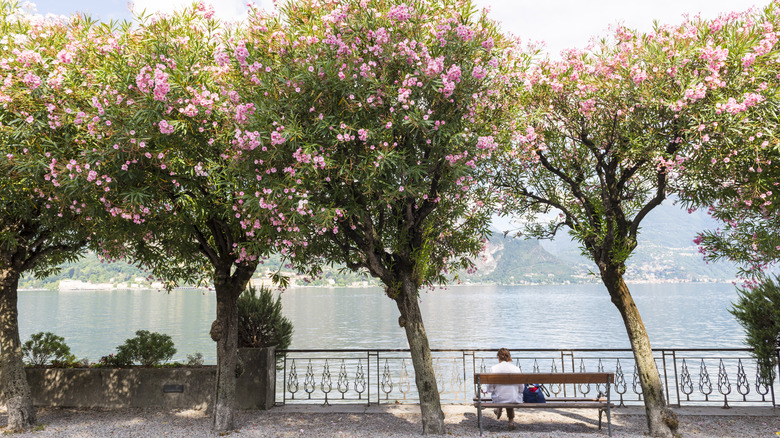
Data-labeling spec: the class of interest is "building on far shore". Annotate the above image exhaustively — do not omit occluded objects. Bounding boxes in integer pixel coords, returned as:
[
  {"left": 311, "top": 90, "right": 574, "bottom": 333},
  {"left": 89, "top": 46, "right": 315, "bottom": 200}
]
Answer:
[{"left": 58, "top": 279, "right": 115, "bottom": 291}]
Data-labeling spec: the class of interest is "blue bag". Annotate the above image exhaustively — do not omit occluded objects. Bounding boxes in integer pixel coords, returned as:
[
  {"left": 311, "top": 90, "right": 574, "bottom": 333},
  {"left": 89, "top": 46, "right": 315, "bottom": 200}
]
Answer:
[{"left": 523, "top": 383, "right": 546, "bottom": 403}]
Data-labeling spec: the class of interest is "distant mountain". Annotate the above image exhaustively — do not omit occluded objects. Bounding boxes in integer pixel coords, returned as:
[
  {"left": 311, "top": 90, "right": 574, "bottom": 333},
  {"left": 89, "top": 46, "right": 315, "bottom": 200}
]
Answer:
[
  {"left": 468, "top": 236, "right": 587, "bottom": 284},
  {"left": 20, "top": 202, "right": 737, "bottom": 290},
  {"left": 483, "top": 201, "right": 737, "bottom": 284}
]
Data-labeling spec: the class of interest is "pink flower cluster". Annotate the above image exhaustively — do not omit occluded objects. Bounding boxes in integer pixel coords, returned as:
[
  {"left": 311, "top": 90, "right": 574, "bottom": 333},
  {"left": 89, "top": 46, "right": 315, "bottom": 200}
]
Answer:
[
  {"left": 135, "top": 64, "right": 171, "bottom": 101},
  {"left": 159, "top": 119, "right": 174, "bottom": 134},
  {"left": 715, "top": 92, "right": 765, "bottom": 114},
  {"left": 440, "top": 65, "right": 461, "bottom": 97},
  {"left": 386, "top": 4, "right": 412, "bottom": 22},
  {"left": 270, "top": 131, "right": 286, "bottom": 146},
  {"left": 21, "top": 71, "right": 42, "bottom": 89}
]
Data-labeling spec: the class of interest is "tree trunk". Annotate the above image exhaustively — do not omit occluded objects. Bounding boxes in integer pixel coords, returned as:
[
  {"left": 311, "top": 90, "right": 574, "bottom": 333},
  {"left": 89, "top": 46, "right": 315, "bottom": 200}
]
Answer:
[
  {"left": 210, "top": 264, "right": 255, "bottom": 433},
  {"left": 394, "top": 273, "right": 445, "bottom": 435},
  {"left": 602, "top": 267, "right": 678, "bottom": 438},
  {"left": 0, "top": 266, "right": 36, "bottom": 430}
]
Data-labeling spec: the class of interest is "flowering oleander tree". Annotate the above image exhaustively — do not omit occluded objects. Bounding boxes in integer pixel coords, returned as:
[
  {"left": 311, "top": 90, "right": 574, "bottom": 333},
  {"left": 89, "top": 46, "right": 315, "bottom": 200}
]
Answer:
[
  {"left": 76, "top": 4, "right": 293, "bottom": 432},
  {"left": 498, "top": 3, "right": 780, "bottom": 437},
  {"left": 674, "top": 2, "right": 780, "bottom": 387},
  {"left": 233, "top": 0, "right": 524, "bottom": 433},
  {"left": 0, "top": 4, "right": 110, "bottom": 429}
]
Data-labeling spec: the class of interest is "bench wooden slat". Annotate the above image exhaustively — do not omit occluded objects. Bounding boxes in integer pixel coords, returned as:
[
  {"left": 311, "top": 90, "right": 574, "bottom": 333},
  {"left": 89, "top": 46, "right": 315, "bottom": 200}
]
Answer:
[
  {"left": 475, "top": 397, "right": 608, "bottom": 403},
  {"left": 478, "top": 402, "right": 612, "bottom": 409},
  {"left": 475, "top": 372, "right": 613, "bottom": 385}
]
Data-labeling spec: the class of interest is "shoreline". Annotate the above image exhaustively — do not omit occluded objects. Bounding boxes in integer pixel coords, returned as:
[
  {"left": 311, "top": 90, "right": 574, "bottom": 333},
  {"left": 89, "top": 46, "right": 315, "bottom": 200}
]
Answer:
[{"left": 18, "top": 278, "right": 736, "bottom": 293}]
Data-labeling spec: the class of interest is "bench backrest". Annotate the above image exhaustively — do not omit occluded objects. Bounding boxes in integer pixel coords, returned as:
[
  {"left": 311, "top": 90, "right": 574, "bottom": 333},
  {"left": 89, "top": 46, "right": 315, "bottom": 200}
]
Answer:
[{"left": 475, "top": 372, "right": 614, "bottom": 385}]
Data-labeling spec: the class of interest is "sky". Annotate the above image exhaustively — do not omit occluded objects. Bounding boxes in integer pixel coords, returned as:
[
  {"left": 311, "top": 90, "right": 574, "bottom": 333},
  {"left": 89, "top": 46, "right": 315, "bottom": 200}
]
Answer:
[{"left": 27, "top": 0, "right": 769, "bottom": 55}]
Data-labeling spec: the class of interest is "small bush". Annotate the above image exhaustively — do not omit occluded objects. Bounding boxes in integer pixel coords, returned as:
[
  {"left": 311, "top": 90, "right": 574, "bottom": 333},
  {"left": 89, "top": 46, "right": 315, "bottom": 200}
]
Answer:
[
  {"left": 50, "top": 356, "right": 89, "bottom": 368},
  {"left": 96, "top": 353, "right": 132, "bottom": 368},
  {"left": 115, "top": 330, "right": 176, "bottom": 367},
  {"left": 237, "top": 286, "right": 293, "bottom": 350},
  {"left": 22, "top": 332, "right": 72, "bottom": 367},
  {"left": 186, "top": 352, "right": 204, "bottom": 367}
]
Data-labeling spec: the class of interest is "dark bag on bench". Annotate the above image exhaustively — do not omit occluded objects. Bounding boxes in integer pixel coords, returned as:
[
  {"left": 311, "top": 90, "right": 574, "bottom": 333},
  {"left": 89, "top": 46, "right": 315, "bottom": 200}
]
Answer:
[{"left": 523, "top": 384, "right": 546, "bottom": 403}]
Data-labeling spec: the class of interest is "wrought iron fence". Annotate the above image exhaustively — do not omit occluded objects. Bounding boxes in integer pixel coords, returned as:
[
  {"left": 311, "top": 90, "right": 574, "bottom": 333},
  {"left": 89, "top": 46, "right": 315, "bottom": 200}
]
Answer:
[{"left": 276, "top": 348, "right": 778, "bottom": 408}]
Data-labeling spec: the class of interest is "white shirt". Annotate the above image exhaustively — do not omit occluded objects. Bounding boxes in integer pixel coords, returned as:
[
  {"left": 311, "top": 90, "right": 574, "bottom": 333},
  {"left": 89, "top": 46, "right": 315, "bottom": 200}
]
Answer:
[{"left": 487, "top": 360, "right": 524, "bottom": 403}]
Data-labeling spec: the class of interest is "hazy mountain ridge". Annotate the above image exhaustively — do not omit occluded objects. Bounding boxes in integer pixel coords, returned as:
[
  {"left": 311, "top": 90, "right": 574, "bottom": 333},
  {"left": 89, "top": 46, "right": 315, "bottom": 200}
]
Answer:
[
  {"left": 20, "top": 203, "right": 737, "bottom": 290},
  {"left": 479, "top": 202, "right": 737, "bottom": 284}
]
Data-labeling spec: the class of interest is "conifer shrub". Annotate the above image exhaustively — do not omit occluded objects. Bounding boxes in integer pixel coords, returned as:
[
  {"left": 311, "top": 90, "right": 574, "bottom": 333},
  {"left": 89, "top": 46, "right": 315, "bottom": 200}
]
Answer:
[
  {"left": 731, "top": 275, "right": 780, "bottom": 383},
  {"left": 237, "top": 286, "right": 293, "bottom": 350}
]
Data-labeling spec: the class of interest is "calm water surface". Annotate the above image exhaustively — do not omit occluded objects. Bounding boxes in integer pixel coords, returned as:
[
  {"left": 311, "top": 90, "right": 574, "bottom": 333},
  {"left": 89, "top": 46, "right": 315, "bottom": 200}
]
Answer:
[{"left": 18, "top": 283, "right": 744, "bottom": 364}]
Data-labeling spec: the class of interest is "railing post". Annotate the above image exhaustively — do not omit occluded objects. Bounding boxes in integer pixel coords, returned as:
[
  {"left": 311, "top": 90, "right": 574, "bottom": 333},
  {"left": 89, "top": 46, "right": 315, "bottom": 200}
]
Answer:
[
  {"left": 661, "top": 350, "right": 673, "bottom": 406},
  {"left": 774, "top": 349, "right": 779, "bottom": 407},
  {"left": 462, "top": 351, "right": 471, "bottom": 402},
  {"left": 671, "top": 350, "right": 681, "bottom": 407},
  {"left": 561, "top": 350, "right": 574, "bottom": 396},
  {"left": 281, "top": 351, "right": 287, "bottom": 406},
  {"left": 369, "top": 350, "right": 377, "bottom": 405}
]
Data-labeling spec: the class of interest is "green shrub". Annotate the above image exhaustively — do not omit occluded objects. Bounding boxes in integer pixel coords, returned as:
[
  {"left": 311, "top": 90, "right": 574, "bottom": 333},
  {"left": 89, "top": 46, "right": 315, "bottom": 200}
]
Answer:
[
  {"left": 115, "top": 330, "right": 177, "bottom": 367},
  {"left": 237, "top": 286, "right": 293, "bottom": 350},
  {"left": 22, "top": 332, "right": 73, "bottom": 367},
  {"left": 186, "top": 352, "right": 204, "bottom": 367},
  {"left": 96, "top": 353, "right": 133, "bottom": 368},
  {"left": 731, "top": 275, "right": 780, "bottom": 383}
]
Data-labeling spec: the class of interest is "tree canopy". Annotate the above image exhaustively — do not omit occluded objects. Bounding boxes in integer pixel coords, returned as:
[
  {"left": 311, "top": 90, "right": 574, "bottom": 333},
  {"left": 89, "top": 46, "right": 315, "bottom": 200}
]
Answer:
[
  {"left": 233, "top": 0, "right": 526, "bottom": 433},
  {"left": 497, "top": 2, "right": 780, "bottom": 436},
  {"left": 0, "top": 2, "right": 115, "bottom": 428}
]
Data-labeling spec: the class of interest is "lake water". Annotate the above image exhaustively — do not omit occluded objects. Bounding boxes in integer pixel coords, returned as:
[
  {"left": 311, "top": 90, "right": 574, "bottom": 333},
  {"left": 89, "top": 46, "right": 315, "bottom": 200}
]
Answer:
[{"left": 18, "top": 282, "right": 745, "bottom": 364}]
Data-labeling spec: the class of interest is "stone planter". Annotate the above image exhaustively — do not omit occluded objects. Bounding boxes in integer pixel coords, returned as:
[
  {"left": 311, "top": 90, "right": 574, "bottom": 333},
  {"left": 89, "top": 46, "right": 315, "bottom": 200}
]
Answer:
[{"left": 18, "top": 347, "right": 276, "bottom": 410}]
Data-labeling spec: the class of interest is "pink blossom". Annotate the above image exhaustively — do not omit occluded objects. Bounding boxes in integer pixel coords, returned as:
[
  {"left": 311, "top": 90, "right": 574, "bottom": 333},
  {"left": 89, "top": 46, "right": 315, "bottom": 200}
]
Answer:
[
  {"left": 424, "top": 56, "right": 444, "bottom": 76},
  {"left": 159, "top": 120, "right": 174, "bottom": 134},
  {"left": 153, "top": 66, "right": 170, "bottom": 101},
  {"left": 476, "top": 136, "right": 498, "bottom": 151},
  {"left": 270, "top": 131, "right": 286, "bottom": 146},
  {"left": 387, "top": 4, "right": 412, "bottom": 22},
  {"left": 472, "top": 65, "right": 487, "bottom": 79},
  {"left": 235, "top": 103, "right": 256, "bottom": 123},
  {"left": 455, "top": 24, "right": 475, "bottom": 41},
  {"left": 22, "top": 72, "right": 42, "bottom": 89},
  {"left": 234, "top": 40, "right": 250, "bottom": 66},
  {"left": 15, "top": 49, "right": 42, "bottom": 66}
]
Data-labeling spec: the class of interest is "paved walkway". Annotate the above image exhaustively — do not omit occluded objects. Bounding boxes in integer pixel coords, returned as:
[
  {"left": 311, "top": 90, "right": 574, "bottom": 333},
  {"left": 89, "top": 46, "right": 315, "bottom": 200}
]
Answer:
[{"left": 2, "top": 404, "right": 779, "bottom": 437}]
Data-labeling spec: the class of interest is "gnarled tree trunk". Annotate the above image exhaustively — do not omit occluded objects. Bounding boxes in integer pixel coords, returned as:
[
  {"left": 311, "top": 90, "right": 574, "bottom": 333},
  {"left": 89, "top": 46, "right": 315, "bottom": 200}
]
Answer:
[
  {"left": 210, "top": 263, "right": 255, "bottom": 433},
  {"left": 602, "top": 266, "right": 678, "bottom": 438},
  {"left": 0, "top": 265, "right": 36, "bottom": 430},
  {"left": 394, "top": 272, "right": 445, "bottom": 435}
]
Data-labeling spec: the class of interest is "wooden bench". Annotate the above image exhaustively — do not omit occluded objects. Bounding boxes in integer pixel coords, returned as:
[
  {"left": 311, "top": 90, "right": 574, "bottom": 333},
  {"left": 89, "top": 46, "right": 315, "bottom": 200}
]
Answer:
[{"left": 474, "top": 372, "right": 615, "bottom": 436}]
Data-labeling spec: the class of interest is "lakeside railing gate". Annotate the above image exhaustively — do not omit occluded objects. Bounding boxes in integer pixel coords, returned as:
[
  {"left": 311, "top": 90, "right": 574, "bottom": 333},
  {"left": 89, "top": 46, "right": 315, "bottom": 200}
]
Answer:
[{"left": 276, "top": 348, "right": 779, "bottom": 408}]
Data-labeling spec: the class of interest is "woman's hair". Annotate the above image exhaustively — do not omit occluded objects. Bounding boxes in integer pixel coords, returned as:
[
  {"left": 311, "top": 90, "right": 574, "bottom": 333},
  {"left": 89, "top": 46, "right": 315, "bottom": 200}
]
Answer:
[{"left": 497, "top": 348, "right": 512, "bottom": 362}]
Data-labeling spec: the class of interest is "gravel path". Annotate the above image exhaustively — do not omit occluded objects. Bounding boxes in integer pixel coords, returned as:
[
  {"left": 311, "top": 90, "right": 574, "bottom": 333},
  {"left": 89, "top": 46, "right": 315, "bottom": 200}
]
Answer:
[{"left": 2, "top": 405, "right": 779, "bottom": 437}]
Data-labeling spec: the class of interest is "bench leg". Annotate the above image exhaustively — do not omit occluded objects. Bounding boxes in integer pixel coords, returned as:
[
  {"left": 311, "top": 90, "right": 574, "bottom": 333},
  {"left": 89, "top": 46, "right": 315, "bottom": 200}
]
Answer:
[
  {"left": 599, "top": 408, "right": 604, "bottom": 430},
  {"left": 607, "top": 385, "right": 612, "bottom": 437},
  {"left": 477, "top": 406, "right": 483, "bottom": 436}
]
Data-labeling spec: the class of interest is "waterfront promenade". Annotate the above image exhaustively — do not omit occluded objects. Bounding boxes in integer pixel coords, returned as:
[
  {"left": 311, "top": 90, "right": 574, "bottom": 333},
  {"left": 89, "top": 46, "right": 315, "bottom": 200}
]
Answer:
[{"left": 2, "top": 405, "right": 778, "bottom": 437}]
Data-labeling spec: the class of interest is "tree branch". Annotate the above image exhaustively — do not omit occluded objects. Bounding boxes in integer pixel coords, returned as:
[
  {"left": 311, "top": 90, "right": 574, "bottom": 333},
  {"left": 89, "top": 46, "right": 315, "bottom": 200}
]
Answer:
[{"left": 193, "top": 225, "right": 220, "bottom": 267}]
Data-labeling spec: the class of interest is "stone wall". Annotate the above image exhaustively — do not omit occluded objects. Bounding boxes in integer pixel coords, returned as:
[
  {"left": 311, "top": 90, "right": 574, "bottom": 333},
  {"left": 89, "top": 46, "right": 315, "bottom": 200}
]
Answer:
[{"left": 20, "top": 348, "right": 275, "bottom": 410}]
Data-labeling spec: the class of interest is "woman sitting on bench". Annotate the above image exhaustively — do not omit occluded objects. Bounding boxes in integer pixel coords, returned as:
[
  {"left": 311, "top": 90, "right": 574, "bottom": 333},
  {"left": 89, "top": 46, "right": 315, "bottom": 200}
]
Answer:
[{"left": 486, "top": 348, "right": 525, "bottom": 429}]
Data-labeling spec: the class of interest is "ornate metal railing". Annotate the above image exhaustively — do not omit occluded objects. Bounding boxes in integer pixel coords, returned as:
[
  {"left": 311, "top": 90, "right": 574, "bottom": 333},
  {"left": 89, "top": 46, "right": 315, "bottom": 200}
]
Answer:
[{"left": 276, "top": 348, "right": 778, "bottom": 408}]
